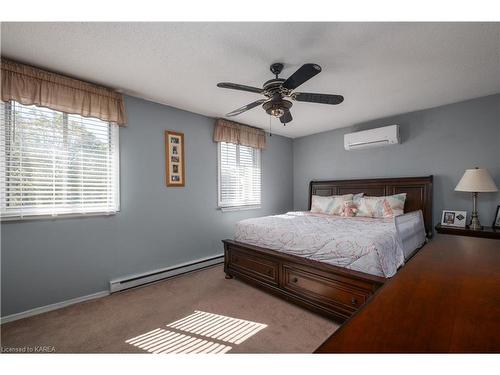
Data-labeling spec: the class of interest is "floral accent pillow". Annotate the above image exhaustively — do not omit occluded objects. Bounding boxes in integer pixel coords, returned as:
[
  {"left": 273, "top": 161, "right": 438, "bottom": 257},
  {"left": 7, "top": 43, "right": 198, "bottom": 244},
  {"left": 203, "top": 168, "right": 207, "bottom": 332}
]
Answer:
[
  {"left": 356, "top": 193, "right": 407, "bottom": 218},
  {"left": 353, "top": 192, "right": 364, "bottom": 205},
  {"left": 311, "top": 194, "right": 354, "bottom": 215}
]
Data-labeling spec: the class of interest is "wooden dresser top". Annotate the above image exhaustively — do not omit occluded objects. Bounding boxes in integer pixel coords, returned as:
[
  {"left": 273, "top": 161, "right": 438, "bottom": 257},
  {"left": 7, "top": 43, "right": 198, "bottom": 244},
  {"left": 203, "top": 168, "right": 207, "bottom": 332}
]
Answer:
[{"left": 315, "top": 234, "right": 500, "bottom": 353}]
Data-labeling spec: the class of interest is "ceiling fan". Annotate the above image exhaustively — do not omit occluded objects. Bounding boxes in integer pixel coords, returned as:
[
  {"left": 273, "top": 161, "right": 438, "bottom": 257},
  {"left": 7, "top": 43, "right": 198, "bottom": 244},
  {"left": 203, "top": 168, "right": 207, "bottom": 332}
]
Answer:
[{"left": 217, "top": 63, "right": 344, "bottom": 125}]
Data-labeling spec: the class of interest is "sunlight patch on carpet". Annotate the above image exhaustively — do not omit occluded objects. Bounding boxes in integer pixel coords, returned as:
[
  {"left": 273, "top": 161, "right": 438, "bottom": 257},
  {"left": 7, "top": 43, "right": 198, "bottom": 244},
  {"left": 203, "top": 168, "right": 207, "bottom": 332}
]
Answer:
[
  {"left": 167, "top": 310, "right": 267, "bottom": 345},
  {"left": 125, "top": 328, "right": 232, "bottom": 354},
  {"left": 125, "top": 311, "right": 267, "bottom": 354}
]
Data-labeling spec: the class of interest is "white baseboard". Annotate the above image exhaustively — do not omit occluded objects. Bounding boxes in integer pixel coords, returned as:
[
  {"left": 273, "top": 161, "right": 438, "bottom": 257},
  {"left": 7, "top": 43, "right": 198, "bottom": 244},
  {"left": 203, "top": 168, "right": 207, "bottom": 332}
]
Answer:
[
  {"left": 1, "top": 254, "right": 225, "bottom": 324},
  {"left": 110, "top": 254, "right": 224, "bottom": 293},
  {"left": 1, "top": 290, "right": 109, "bottom": 324}
]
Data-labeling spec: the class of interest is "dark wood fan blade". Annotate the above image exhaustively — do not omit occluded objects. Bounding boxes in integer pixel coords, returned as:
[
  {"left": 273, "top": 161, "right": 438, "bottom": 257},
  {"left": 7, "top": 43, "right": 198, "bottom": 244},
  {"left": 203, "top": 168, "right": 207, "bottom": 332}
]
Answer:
[
  {"left": 217, "top": 82, "right": 263, "bottom": 94},
  {"left": 280, "top": 110, "right": 293, "bottom": 124},
  {"left": 282, "top": 64, "right": 322, "bottom": 90},
  {"left": 293, "top": 92, "right": 344, "bottom": 105},
  {"left": 226, "top": 99, "right": 267, "bottom": 117}
]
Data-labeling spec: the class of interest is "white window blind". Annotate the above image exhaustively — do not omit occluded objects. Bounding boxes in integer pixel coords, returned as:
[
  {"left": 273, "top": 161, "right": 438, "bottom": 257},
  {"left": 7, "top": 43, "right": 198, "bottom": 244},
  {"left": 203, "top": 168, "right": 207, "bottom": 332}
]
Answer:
[
  {"left": 218, "top": 142, "right": 261, "bottom": 208},
  {"left": 0, "top": 101, "right": 120, "bottom": 220}
]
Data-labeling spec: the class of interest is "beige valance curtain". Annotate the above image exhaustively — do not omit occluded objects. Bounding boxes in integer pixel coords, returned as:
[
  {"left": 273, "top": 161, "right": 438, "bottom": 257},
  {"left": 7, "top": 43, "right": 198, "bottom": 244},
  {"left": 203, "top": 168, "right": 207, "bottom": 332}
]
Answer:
[
  {"left": 213, "top": 118, "right": 266, "bottom": 149},
  {"left": 1, "top": 58, "right": 127, "bottom": 126}
]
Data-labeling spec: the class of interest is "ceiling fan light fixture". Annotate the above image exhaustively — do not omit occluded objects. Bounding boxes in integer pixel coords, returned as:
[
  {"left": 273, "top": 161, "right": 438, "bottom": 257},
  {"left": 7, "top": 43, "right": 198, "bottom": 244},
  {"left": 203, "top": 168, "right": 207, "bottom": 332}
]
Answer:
[
  {"left": 270, "top": 107, "right": 285, "bottom": 117},
  {"left": 263, "top": 99, "right": 292, "bottom": 117}
]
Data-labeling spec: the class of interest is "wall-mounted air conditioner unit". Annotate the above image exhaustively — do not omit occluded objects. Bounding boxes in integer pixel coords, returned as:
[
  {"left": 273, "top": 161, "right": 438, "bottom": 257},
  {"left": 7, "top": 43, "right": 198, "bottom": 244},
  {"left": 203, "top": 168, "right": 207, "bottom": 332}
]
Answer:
[{"left": 344, "top": 125, "right": 400, "bottom": 151}]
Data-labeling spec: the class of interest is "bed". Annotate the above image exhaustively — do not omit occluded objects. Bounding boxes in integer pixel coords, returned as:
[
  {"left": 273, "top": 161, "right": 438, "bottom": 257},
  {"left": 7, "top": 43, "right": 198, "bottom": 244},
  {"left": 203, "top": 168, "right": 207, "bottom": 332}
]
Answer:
[{"left": 223, "top": 176, "right": 433, "bottom": 322}]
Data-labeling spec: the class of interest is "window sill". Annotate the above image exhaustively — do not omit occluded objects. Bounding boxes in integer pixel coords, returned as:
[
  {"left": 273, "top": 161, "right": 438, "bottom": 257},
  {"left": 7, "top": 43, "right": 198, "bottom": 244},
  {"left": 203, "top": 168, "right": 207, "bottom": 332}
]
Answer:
[
  {"left": 218, "top": 205, "right": 261, "bottom": 212},
  {"left": 1, "top": 211, "right": 118, "bottom": 223}
]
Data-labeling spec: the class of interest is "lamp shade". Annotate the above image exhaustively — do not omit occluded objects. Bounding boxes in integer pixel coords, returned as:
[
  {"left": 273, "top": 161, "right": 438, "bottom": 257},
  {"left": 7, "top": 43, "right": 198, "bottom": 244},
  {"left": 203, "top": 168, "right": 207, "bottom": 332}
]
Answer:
[{"left": 455, "top": 168, "right": 498, "bottom": 192}]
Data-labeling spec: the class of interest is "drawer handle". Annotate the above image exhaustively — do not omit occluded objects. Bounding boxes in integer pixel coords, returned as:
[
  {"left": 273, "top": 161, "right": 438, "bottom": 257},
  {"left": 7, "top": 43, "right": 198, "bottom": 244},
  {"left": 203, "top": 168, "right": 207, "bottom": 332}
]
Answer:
[
  {"left": 351, "top": 297, "right": 358, "bottom": 306},
  {"left": 292, "top": 277, "right": 299, "bottom": 283}
]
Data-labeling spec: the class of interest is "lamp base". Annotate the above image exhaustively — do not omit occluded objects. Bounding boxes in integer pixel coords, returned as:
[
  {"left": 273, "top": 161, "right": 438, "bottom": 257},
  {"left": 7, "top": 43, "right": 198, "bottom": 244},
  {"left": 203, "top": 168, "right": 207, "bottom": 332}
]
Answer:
[
  {"left": 469, "top": 213, "right": 482, "bottom": 230},
  {"left": 468, "top": 192, "right": 482, "bottom": 230}
]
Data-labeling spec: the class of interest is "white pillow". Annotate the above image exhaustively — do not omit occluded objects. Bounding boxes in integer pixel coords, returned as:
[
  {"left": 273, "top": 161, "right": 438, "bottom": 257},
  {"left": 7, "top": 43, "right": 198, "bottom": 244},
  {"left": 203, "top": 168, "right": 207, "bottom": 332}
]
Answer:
[
  {"left": 311, "top": 194, "right": 353, "bottom": 215},
  {"left": 356, "top": 193, "right": 407, "bottom": 218}
]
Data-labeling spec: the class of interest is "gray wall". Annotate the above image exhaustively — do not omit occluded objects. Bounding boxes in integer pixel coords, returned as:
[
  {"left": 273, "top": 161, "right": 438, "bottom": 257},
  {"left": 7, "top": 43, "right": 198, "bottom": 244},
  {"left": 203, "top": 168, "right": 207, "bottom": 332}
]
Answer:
[
  {"left": 293, "top": 94, "right": 500, "bottom": 227},
  {"left": 1, "top": 95, "right": 294, "bottom": 316},
  {"left": 2, "top": 93, "right": 499, "bottom": 317}
]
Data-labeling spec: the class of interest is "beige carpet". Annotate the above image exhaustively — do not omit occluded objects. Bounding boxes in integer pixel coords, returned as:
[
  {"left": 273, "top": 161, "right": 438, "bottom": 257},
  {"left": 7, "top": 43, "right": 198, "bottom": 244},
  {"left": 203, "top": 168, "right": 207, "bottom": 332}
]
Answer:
[{"left": 1, "top": 265, "right": 338, "bottom": 353}]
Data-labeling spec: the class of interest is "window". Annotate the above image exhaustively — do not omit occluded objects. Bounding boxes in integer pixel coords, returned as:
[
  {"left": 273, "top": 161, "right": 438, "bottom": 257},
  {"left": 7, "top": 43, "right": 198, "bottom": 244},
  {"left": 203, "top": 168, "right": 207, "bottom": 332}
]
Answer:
[
  {"left": 217, "top": 142, "right": 261, "bottom": 209},
  {"left": 1, "top": 101, "right": 120, "bottom": 220}
]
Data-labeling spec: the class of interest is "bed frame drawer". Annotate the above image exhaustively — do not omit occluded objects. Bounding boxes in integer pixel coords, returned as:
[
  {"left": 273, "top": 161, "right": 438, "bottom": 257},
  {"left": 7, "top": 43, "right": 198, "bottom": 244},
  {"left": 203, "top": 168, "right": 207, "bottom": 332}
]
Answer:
[
  {"left": 226, "top": 248, "right": 279, "bottom": 286},
  {"left": 223, "top": 239, "right": 386, "bottom": 322},
  {"left": 282, "top": 266, "right": 369, "bottom": 313}
]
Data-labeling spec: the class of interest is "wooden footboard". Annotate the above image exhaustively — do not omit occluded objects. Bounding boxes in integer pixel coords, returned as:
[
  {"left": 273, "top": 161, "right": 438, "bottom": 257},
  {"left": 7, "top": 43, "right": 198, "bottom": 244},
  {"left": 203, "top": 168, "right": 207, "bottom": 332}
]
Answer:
[{"left": 223, "top": 239, "right": 386, "bottom": 323}]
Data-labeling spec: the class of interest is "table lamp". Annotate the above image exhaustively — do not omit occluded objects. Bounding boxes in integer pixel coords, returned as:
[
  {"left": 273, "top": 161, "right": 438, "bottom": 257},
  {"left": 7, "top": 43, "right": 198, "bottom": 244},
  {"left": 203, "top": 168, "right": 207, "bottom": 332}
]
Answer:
[{"left": 455, "top": 167, "right": 498, "bottom": 230}]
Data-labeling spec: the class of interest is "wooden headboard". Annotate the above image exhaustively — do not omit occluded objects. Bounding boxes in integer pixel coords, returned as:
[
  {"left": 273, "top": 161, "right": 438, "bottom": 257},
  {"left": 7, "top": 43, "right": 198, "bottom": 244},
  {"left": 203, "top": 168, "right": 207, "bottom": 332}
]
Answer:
[{"left": 309, "top": 176, "right": 433, "bottom": 236}]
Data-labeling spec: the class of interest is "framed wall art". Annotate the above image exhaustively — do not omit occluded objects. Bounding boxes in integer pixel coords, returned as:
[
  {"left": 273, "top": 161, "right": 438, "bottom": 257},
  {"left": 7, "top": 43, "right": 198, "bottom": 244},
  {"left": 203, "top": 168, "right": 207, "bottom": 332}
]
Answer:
[{"left": 165, "top": 130, "right": 185, "bottom": 187}]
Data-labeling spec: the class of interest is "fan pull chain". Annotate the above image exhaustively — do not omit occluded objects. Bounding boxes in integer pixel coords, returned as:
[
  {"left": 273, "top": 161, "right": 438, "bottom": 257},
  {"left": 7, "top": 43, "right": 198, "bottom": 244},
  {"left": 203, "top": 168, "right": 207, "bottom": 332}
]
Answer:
[{"left": 269, "top": 115, "right": 272, "bottom": 137}]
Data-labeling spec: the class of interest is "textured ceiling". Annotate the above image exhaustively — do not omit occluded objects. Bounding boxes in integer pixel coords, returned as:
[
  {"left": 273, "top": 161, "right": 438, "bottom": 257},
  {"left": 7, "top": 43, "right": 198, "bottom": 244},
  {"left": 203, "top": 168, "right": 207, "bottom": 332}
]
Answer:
[{"left": 1, "top": 22, "right": 499, "bottom": 138}]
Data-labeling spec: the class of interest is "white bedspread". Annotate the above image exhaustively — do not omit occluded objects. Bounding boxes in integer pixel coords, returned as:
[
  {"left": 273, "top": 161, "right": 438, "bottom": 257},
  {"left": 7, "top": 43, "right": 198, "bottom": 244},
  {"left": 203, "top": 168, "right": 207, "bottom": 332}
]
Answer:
[{"left": 234, "top": 211, "right": 405, "bottom": 278}]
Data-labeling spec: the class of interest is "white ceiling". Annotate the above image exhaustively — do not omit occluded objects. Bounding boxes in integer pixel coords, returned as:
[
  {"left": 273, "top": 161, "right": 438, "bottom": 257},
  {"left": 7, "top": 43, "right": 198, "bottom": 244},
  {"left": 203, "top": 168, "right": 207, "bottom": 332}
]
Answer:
[{"left": 1, "top": 22, "right": 499, "bottom": 138}]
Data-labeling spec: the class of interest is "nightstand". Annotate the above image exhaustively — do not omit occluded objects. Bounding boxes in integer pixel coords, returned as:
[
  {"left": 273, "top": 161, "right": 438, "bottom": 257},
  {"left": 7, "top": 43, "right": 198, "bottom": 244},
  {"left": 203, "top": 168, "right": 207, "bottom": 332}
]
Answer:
[{"left": 435, "top": 223, "right": 500, "bottom": 240}]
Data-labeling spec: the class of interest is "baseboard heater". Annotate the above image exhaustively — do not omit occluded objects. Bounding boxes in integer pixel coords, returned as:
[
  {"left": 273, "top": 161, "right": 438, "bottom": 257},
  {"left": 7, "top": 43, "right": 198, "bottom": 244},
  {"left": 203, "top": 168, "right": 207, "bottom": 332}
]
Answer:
[{"left": 109, "top": 254, "right": 224, "bottom": 293}]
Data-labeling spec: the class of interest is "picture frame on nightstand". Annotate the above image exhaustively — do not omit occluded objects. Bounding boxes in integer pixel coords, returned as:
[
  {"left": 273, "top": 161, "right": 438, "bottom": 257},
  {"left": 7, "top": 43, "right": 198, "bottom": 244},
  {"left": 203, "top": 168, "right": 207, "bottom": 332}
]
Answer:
[
  {"left": 441, "top": 210, "right": 467, "bottom": 228},
  {"left": 493, "top": 205, "right": 500, "bottom": 229}
]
